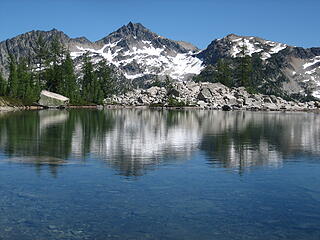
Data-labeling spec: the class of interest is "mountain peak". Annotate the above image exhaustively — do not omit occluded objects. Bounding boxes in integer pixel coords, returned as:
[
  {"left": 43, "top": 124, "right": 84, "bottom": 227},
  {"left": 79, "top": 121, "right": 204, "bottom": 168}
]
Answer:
[
  {"left": 50, "top": 28, "right": 59, "bottom": 32},
  {"left": 226, "top": 33, "right": 240, "bottom": 38},
  {"left": 97, "top": 22, "right": 156, "bottom": 44},
  {"left": 116, "top": 22, "right": 151, "bottom": 35},
  {"left": 126, "top": 21, "right": 144, "bottom": 29}
]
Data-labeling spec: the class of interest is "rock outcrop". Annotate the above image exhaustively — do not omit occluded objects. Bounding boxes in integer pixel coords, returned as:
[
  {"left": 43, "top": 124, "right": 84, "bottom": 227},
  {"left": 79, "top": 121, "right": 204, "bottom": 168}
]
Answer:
[
  {"left": 105, "top": 82, "right": 320, "bottom": 111},
  {"left": 38, "top": 90, "right": 69, "bottom": 108}
]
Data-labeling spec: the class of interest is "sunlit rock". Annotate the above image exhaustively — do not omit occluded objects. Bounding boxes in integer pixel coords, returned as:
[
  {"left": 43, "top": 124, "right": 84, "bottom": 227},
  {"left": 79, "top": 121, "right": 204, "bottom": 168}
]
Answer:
[{"left": 38, "top": 90, "right": 69, "bottom": 108}]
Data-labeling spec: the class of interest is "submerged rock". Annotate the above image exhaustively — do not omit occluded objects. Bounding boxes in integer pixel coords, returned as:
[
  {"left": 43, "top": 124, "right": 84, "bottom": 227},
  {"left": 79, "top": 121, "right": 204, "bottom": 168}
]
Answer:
[{"left": 38, "top": 90, "right": 69, "bottom": 108}]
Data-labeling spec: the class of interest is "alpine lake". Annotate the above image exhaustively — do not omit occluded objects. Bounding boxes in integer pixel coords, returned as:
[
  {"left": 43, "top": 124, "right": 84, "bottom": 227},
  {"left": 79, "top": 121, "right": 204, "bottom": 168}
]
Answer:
[{"left": 0, "top": 109, "right": 319, "bottom": 240}]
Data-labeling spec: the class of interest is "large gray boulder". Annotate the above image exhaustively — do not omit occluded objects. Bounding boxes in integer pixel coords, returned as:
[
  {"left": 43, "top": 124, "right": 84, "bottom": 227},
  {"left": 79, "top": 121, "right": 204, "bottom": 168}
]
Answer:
[
  {"left": 197, "top": 88, "right": 212, "bottom": 101},
  {"left": 38, "top": 90, "right": 69, "bottom": 108}
]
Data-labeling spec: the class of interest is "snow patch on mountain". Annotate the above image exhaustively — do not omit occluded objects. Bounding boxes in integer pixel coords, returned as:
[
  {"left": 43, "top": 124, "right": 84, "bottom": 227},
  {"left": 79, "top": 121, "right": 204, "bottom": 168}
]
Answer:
[
  {"left": 71, "top": 40, "right": 203, "bottom": 81},
  {"left": 124, "top": 43, "right": 164, "bottom": 57},
  {"left": 70, "top": 40, "right": 122, "bottom": 65},
  {"left": 268, "top": 42, "right": 287, "bottom": 54},
  {"left": 229, "top": 36, "right": 287, "bottom": 60},
  {"left": 303, "top": 56, "right": 320, "bottom": 69},
  {"left": 231, "top": 38, "right": 263, "bottom": 57},
  {"left": 122, "top": 49, "right": 204, "bottom": 80}
]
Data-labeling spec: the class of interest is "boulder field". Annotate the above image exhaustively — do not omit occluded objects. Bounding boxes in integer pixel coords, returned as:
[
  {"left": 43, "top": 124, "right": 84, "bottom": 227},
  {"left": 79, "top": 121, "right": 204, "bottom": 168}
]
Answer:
[{"left": 105, "top": 82, "right": 320, "bottom": 111}]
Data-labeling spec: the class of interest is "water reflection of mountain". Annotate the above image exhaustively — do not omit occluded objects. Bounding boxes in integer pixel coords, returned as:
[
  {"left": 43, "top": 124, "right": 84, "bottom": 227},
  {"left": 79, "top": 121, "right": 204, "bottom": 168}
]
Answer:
[
  {"left": 69, "top": 109, "right": 203, "bottom": 176},
  {"left": 199, "top": 111, "right": 320, "bottom": 172},
  {"left": 0, "top": 109, "right": 319, "bottom": 176}
]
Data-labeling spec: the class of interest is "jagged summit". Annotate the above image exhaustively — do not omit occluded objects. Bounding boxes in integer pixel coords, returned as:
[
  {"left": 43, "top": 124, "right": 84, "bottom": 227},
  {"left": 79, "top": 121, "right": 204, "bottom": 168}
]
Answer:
[
  {"left": 70, "top": 22, "right": 203, "bottom": 81},
  {"left": 117, "top": 22, "right": 150, "bottom": 35},
  {"left": 0, "top": 24, "right": 320, "bottom": 99},
  {"left": 97, "top": 22, "right": 157, "bottom": 44}
]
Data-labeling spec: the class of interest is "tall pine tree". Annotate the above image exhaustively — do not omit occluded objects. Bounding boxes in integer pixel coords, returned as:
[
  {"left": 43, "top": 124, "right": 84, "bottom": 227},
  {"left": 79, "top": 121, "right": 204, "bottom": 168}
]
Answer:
[
  {"left": 237, "top": 40, "right": 253, "bottom": 87},
  {"left": 46, "top": 36, "right": 65, "bottom": 92},
  {"left": 61, "top": 53, "right": 80, "bottom": 103},
  {"left": 0, "top": 71, "right": 7, "bottom": 96},
  {"left": 34, "top": 34, "right": 48, "bottom": 88},
  {"left": 96, "top": 60, "right": 115, "bottom": 98},
  {"left": 81, "top": 54, "right": 105, "bottom": 104},
  {"left": 216, "top": 59, "right": 232, "bottom": 87},
  {"left": 7, "top": 55, "right": 19, "bottom": 97}
]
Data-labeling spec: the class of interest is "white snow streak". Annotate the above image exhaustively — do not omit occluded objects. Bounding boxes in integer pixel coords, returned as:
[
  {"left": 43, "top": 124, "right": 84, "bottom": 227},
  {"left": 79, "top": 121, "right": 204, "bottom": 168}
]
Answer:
[
  {"left": 230, "top": 37, "right": 286, "bottom": 60},
  {"left": 71, "top": 40, "right": 203, "bottom": 81},
  {"left": 303, "top": 57, "right": 320, "bottom": 69}
]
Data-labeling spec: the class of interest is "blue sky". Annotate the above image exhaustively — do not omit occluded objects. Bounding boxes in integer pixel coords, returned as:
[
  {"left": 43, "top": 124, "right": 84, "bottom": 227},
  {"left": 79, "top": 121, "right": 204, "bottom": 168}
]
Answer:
[{"left": 0, "top": 0, "right": 319, "bottom": 49}]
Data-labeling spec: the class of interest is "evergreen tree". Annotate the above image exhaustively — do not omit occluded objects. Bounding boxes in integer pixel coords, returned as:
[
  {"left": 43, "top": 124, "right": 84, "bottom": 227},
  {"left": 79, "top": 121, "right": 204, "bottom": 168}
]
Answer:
[
  {"left": 96, "top": 60, "right": 115, "bottom": 97},
  {"left": 0, "top": 71, "right": 7, "bottom": 96},
  {"left": 237, "top": 40, "right": 253, "bottom": 87},
  {"left": 239, "top": 55, "right": 253, "bottom": 87},
  {"left": 61, "top": 53, "right": 80, "bottom": 103},
  {"left": 16, "top": 59, "right": 30, "bottom": 99},
  {"left": 165, "top": 75, "right": 173, "bottom": 88},
  {"left": 91, "top": 76, "right": 104, "bottom": 104},
  {"left": 34, "top": 34, "right": 48, "bottom": 87},
  {"left": 81, "top": 53, "right": 96, "bottom": 103},
  {"left": 46, "top": 36, "right": 65, "bottom": 92},
  {"left": 251, "top": 53, "right": 264, "bottom": 86},
  {"left": 80, "top": 55, "right": 108, "bottom": 104},
  {"left": 216, "top": 59, "right": 232, "bottom": 87},
  {"left": 7, "top": 55, "right": 19, "bottom": 97},
  {"left": 193, "top": 65, "right": 216, "bottom": 83},
  {"left": 24, "top": 72, "right": 40, "bottom": 104}
]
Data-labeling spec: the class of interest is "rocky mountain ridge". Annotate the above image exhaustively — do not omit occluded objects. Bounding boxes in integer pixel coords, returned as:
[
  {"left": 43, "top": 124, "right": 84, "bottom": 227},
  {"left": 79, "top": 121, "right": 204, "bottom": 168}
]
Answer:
[
  {"left": 197, "top": 34, "right": 320, "bottom": 99},
  {"left": 70, "top": 22, "right": 203, "bottom": 84},
  {"left": 0, "top": 23, "right": 320, "bottom": 100}
]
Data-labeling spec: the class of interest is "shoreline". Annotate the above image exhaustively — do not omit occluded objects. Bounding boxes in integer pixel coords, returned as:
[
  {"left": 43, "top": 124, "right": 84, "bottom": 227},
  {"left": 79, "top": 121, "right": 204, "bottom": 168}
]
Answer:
[
  {"left": 0, "top": 104, "right": 319, "bottom": 113},
  {"left": 105, "top": 104, "right": 320, "bottom": 112}
]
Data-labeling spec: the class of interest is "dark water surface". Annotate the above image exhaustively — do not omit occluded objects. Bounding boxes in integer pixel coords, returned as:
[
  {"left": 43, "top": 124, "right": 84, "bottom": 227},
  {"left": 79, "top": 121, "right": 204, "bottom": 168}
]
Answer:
[{"left": 0, "top": 109, "right": 319, "bottom": 240}]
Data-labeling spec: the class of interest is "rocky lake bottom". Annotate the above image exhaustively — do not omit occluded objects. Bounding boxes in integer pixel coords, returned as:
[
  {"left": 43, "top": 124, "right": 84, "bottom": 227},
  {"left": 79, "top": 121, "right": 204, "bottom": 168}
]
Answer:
[{"left": 0, "top": 109, "right": 319, "bottom": 240}]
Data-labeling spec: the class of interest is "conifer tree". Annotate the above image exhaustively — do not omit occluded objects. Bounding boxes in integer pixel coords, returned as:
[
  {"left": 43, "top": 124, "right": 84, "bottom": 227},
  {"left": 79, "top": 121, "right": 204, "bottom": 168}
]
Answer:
[
  {"left": 46, "top": 36, "right": 65, "bottom": 92},
  {"left": 81, "top": 53, "right": 95, "bottom": 102},
  {"left": 96, "top": 60, "right": 115, "bottom": 97},
  {"left": 61, "top": 53, "right": 80, "bottom": 103},
  {"left": 237, "top": 40, "right": 253, "bottom": 87},
  {"left": 7, "top": 55, "right": 19, "bottom": 97},
  {"left": 251, "top": 53, "right": 264, "bottom": 87},
  {"left": 35, "top": 34, "right": 48, "bottom": 87},
  {"left": 216, "top": 59, "right": 232, "bottom": 87},
  {"left": 17, "top": 59, "right": 30, "bottom": 99},
  {"left": 0, "top": 71, "right": 7, "bottom": 96},
  {"left": 91, "top": 76, "right": 104, "bottom": 104}
]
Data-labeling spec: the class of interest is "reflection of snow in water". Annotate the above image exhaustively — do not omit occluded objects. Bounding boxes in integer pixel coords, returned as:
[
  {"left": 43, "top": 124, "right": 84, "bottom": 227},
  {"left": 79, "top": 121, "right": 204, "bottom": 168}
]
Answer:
[
  {"left": 67, "top": 110, "right": 320, "bottom": 173},
  {"left": 1, "top": 109, "right": 319, "bottom": 175}
]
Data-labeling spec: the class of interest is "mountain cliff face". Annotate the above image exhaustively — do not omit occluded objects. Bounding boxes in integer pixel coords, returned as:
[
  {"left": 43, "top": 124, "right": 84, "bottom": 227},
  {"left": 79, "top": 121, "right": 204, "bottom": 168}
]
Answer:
[
  {"left": 0, "top": 23, "right": 320, "bottom": 99},
  {"left": 0, "top": 29, "right": 91, "bottom": 76},
  {"left": 197, "top": 33, "right": 287, "bottom": 63},
  {"left": 197, "top": 34, "right": 320, "bottom": 99},
  {"left": 70, "top": 22, "right": 203, "bottom": 83}
]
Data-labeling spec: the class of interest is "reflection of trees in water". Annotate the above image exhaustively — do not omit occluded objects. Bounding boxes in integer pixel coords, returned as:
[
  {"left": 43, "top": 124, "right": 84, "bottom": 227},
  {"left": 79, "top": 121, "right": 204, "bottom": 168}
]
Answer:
[
  {"left": 0, "top": 110, "right": 116, "bottom": 176},
  {"left": 199, "top": 111, "right": 320, "bottom": 172},
  {"left": 0, "top": 110, "right": 319, "bottom": 176}
]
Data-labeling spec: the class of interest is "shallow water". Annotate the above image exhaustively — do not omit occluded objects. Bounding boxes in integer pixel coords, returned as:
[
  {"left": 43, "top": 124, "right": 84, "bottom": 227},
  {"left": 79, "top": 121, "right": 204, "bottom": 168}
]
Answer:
[{"left": 0, "top": 109, "right": 319, "bottom": 240}]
